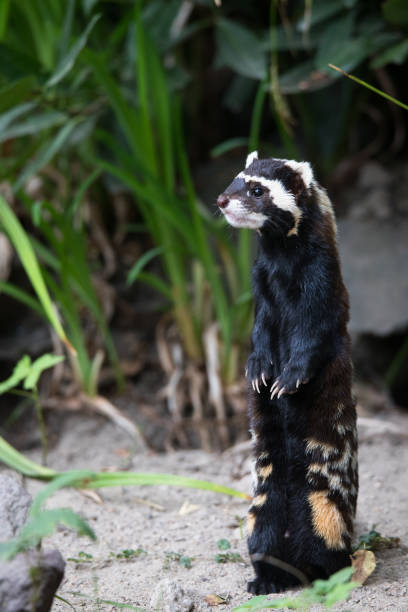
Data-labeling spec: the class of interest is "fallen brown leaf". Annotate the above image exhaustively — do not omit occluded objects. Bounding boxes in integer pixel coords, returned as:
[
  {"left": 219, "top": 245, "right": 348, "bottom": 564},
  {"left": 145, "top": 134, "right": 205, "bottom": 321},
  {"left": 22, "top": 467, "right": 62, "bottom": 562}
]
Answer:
[
  {"left": 205, "top": 594, "right": 228, "bottom": 606},
  {"left": 351, "top": 549, "right": 376, "bottom": 585}
]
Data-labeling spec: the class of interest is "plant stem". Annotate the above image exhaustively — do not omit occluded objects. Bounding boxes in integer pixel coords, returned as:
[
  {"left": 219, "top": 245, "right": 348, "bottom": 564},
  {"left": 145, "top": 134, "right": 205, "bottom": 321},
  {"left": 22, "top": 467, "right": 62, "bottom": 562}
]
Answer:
[
  {"left": 33, "top": 387, "right": 48, "bottom": 466},
  {"left": 329, "top": 64, "right": 408, "bottom": 111}
]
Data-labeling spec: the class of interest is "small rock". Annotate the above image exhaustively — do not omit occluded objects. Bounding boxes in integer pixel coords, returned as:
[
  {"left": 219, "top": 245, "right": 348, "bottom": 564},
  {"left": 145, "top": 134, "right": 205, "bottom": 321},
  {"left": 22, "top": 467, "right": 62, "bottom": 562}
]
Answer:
[
  {"left": 348, "top": 186, "right": 392, "bottom": 221},
  {"left": 0, "top": 549, "right": 65, "bottom": 612},
  {"left": 0, "top": 474, "right": 32, "bottom": 541},
  {"left": 149, "top": 578, "right": 194, "bottom": 612},
  {"left": 338, "top": 218, "right": 408, "bottom": 335}
]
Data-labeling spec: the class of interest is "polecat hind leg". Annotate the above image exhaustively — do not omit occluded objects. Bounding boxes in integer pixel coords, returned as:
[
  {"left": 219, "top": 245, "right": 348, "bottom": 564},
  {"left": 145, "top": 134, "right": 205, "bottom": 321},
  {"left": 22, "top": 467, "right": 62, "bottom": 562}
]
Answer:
[{"left": 247, "top": 390, "right": 302, "bottom": 594}]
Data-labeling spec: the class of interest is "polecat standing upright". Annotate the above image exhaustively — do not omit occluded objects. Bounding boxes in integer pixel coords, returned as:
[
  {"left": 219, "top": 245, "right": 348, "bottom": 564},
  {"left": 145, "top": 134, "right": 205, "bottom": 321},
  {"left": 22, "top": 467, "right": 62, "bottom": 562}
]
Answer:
[{"left": 217, "top": 152, "right": 358, "bottom": 594}]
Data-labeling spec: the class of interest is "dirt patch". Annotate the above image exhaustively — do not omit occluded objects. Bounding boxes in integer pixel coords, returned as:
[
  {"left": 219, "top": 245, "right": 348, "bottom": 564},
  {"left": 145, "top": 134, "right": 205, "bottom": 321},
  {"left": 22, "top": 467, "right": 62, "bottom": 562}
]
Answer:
[{"left": 23, "top": 411, "right": 408, "bottom": 611}]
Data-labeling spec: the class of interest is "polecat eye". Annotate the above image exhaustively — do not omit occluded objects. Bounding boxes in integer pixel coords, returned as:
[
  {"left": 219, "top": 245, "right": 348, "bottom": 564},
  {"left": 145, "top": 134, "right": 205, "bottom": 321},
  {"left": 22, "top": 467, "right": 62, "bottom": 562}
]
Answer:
[{"left": 252, "top": 186, "right": 264, "bottom": 198}]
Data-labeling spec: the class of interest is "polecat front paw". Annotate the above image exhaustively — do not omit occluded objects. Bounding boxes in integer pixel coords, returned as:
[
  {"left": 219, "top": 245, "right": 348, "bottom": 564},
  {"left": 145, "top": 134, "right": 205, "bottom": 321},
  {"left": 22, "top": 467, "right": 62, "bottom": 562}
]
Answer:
[
  {"left": 246, "top": 352, "right": 273, "bottom": 393},
  {"left": 270, "top": 364, "right": 309, "bottom": 399}
]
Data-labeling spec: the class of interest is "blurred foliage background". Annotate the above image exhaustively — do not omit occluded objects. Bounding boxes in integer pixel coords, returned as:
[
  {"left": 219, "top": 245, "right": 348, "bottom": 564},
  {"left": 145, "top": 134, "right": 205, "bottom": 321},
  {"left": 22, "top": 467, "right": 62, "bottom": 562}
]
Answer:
[{"left": 0, "top": 0, "right": 407, "bottom": 451}]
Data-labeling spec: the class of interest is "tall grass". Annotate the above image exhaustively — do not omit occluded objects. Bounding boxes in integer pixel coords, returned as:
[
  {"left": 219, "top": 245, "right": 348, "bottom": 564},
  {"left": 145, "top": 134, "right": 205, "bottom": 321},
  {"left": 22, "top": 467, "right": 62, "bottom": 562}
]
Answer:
[
  {"left": 86, "top": 3, "right": 255, "bottom": 383},
  {"left": 0, "top": 191, "right": 122, "bottom": 395}
]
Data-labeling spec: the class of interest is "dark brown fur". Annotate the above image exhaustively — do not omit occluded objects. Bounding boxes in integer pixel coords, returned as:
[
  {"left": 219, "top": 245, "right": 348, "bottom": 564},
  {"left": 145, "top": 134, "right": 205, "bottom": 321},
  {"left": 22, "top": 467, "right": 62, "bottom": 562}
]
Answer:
[{"left": 218, "top": 156, "right": 358, "bottom": 594}]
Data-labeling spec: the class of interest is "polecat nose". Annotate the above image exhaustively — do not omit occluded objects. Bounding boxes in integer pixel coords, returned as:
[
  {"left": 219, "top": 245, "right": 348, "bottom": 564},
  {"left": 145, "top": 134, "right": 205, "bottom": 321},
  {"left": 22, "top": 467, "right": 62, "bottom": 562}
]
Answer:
[{"left": 217, "top": 194, "right": 229, "bottom": 209}]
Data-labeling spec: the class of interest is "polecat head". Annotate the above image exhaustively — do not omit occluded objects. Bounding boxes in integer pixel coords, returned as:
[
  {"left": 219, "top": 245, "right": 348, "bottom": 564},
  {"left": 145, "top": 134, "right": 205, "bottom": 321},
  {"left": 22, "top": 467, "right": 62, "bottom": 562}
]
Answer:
[{"left": 217, "top": 152, "right": 314, "bottom": 237}]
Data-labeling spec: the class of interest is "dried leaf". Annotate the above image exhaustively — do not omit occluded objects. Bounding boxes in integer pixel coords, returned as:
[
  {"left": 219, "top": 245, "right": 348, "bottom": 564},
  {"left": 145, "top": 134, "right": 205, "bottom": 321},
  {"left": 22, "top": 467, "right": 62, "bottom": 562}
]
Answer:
[
  {"left": 79, "top": 489, "right": 103, "bottom": 505},
  {"left": 351, "top": 549, "right": 376, "bottom": 585},
  {"left": 205, "top": 593, "right": 229, "bottom": 606}
]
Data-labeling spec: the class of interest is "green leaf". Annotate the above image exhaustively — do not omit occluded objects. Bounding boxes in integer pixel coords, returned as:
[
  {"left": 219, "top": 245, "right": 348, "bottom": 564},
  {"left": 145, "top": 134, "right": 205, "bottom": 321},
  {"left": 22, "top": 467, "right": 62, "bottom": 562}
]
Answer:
[
  {"left": 46, "top": 13, "right": 100, "bottom": 87},
  {"left": 0, "top": 77, "right": 36, "bottom": 114},
  {"left": 0, "top": 102, "right": 37, "bottom": 134},
  {"left": 29, "top": 471, "right": 95, "bottom": 516},
  {"left": 383, "top": 0, "right": 408, "bottom": 27},
  {"left": 315, "top": 13, "right": 355, "bottom": 73},
  {"left": 0, "top": 508, "right": 96, "bottom": 560},
  {"left": 0, "top": 435, "right": 56, "bottom": 478},
  {"left": 127, "top": 246, "right": 164, "bottom": 285},
  {"left": 215, "top": 18, "right": 267, "bottom": 80},
  {"left": 23, "top": 354, "right": 65, "bottom": 390},
  {"left": 211, "top": 137, "right": 248, "bottom": 158},
  {"left": 0, "top": 196, "right": 70, "bottom": 347},
  {"left": 0, "top": 355, "right": 31, "bottom": 394},
  {"left": 14, "top": 118, "right": 80, "bottom": 191},
  {"left": 371, "top": 39, "right": 408, "bottom": 69},
  {"left": 217, "top": 538, "right": 231, "bottom": 550},
  {"left": 296, "top": 0, "right": 344, "bottom": 32},
  {"left": 0, "top": 0, "right": 10, "bottom": 40},
  {"left": 0, "top": 438, "right": 250, "bottom": 500},
  {"left": 318, "top": 36, "right": 370, "bottom": 75},
  {"left": 0, "top": 43, "right": 40, "bottom": 80},
  {"left": 0, "top": 281, "right": 44, "bottom": 316},
  {"left": 67, "top": 168, "right": 101, "bottom": 217},
  {"left": 0, "top": 111, "right": 67, "bottom": 144}
]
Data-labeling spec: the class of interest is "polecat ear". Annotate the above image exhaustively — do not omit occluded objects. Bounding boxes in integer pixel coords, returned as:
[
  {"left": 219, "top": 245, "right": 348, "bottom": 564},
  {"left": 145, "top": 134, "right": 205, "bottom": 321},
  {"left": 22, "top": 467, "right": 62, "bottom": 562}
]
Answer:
[
  {"left": 246, "top": 150, "right": 258, "bottom": 168},
  {"left": 284, "top": 160, "right": 314, "bottom": 189}
]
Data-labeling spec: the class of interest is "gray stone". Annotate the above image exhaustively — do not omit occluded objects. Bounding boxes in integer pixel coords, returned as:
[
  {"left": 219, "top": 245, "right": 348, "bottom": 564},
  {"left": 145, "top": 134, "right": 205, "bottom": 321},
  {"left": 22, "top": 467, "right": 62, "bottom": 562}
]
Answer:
[
  {"left": 0, "top": 474, "right": 32, "bottom": 541},
  {"left": 0, "top": 548, "right": 65, "bottom": 612},
  {"left": 338, "top": 218, "right": 408, "bottom": 336},
  {"left": 149, "top": 578, "right": 194, "bottom": 612},
  {"left": 359, "top": 161, "right": 392, "bottom": 189},
  {"left": 348, "top": 188, "right": 392, "bottom": 221}
]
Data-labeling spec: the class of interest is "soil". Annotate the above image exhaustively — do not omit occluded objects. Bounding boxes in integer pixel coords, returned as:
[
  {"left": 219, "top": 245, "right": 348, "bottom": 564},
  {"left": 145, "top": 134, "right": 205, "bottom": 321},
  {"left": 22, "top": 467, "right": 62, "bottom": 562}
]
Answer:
[{"left": 22, "top": 406, "right": 408, "bottom": 612}]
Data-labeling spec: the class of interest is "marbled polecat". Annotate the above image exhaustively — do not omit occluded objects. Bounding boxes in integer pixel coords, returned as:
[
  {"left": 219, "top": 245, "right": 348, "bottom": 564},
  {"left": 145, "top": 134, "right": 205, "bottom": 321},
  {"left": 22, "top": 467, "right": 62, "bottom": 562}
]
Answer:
[{"left": 217, "top": 152, "right": 358, "bottom": 594}]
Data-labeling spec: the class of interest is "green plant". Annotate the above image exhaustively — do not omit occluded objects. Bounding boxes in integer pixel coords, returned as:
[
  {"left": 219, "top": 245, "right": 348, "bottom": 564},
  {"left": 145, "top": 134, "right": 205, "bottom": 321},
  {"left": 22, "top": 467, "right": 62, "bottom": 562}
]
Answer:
[
  {"left": 214, "top": 537, "right": 244, "bottom": 564},
  {"left": 163, "top": 551, "right": 193, "bottom": 570},
  {"left": 0, "top": 196, "right": 70, "bottom": 349},
  {"left": 217, "top": 538, "right": 231, "bottom": 550},
  {"left": 356, "top": 526, "right": 400, "bottom": 551},
  {"left": 215, "top": 551, "right": 244, "bottom": 564},
  {"left": 0, "top": 353, "right": 64, "bottom": 463},
  {"left": 86, "top": 3, "right": 254, "bottom": 387},
  {"left": 0, "top": 433, "right": 250, "bottom": 499},
  {"left": 0, "top": 471, "right": 96, "bottom": 562},
  {"left": 0, "top": 190, "right": 122, "bottom": 395},
  {"left": 232, "top": 566, "right": 358, "bottom": 611}
]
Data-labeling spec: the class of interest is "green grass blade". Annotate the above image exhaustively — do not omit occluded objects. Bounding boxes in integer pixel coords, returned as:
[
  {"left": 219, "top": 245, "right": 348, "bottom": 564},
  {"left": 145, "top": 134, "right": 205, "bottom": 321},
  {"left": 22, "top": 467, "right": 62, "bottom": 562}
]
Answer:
[
  {"left": 65, "top": 592, "right": 146, "bottom": 611},
  {"left": 67, "top": 168, "right": 102, "bottom": 217},
  {"left": 0, "top": 101, "right": 37, "bottom": 133},
  {"left": 46, "top": 14, "right": 100, "bottom": 88},
  {"left": 173, "top": 100, "right": 232, "bottom": 364},
  {"left": 211, "top": 137, "right": 249, "bottom": 158},
  {"left": 0, "top": 110, "right": 67, "bottom": 144},
  {"left": 137, "top": 272, "right": 172, "bottom": 299},
  {"left": 134, "top": 1, "right": 158, "bottom": 174},
  {"left": 0, "top": 77, "right": 36, "bottom": 114},
  {"left": 85, "top": 50, "right": 142, "bottom": 157},
  {"left": 0, "top": 196, "right": 72, "bottom": 350},
  {"left": 127, "top": 246, "right": 164, "bottom": 285},
  {"left": 14, "top": 118, "right": 81, "bottom": 192},
  {"left": 0, "top": 281, "right": 45, "bottom": 316},
  {"left": 30, "top": 471, "right": 95, "bottom": 515},
  {"left": 0, "top": 436, "right": 56, "bottom": 478},
  {"left": 81, "top": 472, "right": 250, "bottom": 499},
  {"left": 0, "top": 436, "right": 250, "bottom": 500},
  {"left": 329, "top": 64, "right": 408, "bottom": 111},
  {"left": 0, "top": 0, "right": 10, "bottom": 40}
]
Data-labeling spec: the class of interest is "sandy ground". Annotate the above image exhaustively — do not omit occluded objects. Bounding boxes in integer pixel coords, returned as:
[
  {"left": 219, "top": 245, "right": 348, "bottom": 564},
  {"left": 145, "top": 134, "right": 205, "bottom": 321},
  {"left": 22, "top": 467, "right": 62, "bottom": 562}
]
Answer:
[{"left": 23, "top": 410, "right": 408, "bottom": 612}]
